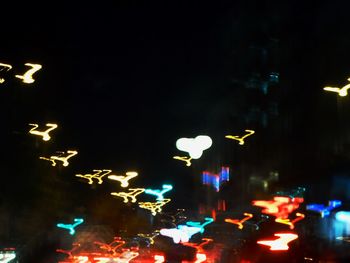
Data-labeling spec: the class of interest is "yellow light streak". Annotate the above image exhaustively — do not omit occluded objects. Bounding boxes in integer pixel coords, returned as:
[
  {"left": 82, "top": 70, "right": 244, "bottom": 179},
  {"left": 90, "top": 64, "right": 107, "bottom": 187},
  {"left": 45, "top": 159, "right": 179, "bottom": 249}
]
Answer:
[
  {"left": 173, "top": 156, "right": 192, "bottom": 167},
  {"left": 324, "top": 78, "right": 350, "bottom": 97},
  {"left": 138, "top": 198, "right": 171, "bottom": 216},
  {"left": 275, "top": 213, "right": 305, "bottom": 229},
  {"left": 225, "top": 129, "right": 255, "bottom": 145},
  {"left": 225, "top": 213, "right": 253, "bottom": 229},
  {"left": 76, "top": 169, "right": 112, "bottom": 184},
  {"left": 0, "top": 63, "right": 12, "bottom": 83},
  {"left": 39, "top": 150, "right": 78, "bottom": 167},
  {"left": 108, "top": 171, "right": 138, "bottom": 187},
  {"left": 111, "top": 188, "right": 145, "bottom": 203},
  {"left": 28, "top": 123, "right": 58, "bottom": 141},
  {"left": 15, "top": 63, "right": 42, "bottom": 84},
  {"left": 137, "top": 230, "right": 160, "bottom": 245}
]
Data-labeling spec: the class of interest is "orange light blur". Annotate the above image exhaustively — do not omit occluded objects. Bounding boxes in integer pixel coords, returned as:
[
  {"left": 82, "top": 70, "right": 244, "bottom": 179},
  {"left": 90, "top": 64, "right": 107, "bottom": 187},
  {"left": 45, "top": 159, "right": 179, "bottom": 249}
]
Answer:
[
  {"left": 252, "top": 196, "right": 303, "bottom": 219},
  {"left": 225, "top": 213, "right": 253, "bottom": 229},
  {"left": 275, "top": 213, "right": 305, "bottom": 229}
]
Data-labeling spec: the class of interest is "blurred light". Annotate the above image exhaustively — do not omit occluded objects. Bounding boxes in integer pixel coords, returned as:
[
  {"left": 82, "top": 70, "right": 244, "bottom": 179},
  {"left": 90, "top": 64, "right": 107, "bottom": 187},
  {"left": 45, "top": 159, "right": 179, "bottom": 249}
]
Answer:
[
  {"left": 306, "top": 200, "right": 342, "bottom": 217},
  {"left": 40, "top": 150, "right": 78, "bottom": 167},
  {"left": 111, "top": 188, "right": 145, "bottom": 203},
  {"left": 275, "top": 186, "right": 305, "bottom": 198},
  {"left": 28, "top": 123, "right": 58, "bottom": 141},
  {"left": 137, "top": 231, "right": 160, "bottom": 245},
  {"left": 202, "top": 167, "right": 229, "bottom": 192},
  {"left": 195, "top": 253, "right": 206, "bottom": 263},
  {"left": 257, "top": 233, "right": 298, "bottom": 251},
  {"left": 138, "top": 198, "right": 171, "bottom": 216},
  {"left": 183, "top": 238, "right": 213, "bottom": 253},
  {"left": 336, "top": 236, "right": 350, "bottom": 242},
  {"left": 15, "top": 63, "right": 42, "bottom": 83},
  {"left": 225, "top": 213, "right": 253, "bottom": 229},
  {"left": 76, "top": 169, "right": 112, "bottom": 184},
  {"left": 173, "top": 156, "right": 192, "bottom": 166},
  {"left": 324, "top": 78, "right": 350, "bottom": 97},
  {"left": 56, "top": 243, "right": 81, "bottom": 259},
  {"left": 160, "top": 219, "right": 213, "bottom": 243},
  {"left": 186, "top": 217, "right": 214, "bottom": 233},
  {"left": 160, "top": 225, "right": 200, "bottom": 244},
  {"left": 225, "top": 129, "right": 255, "bottom": 145},
  {"left": 0, "top": 250, "right": 16, "bottom": 263},
  {"left": 108, "top": 171, "right": 138, "bottom": 187},
  {"left": 57, "top": 218, "right": 84, "bottom": 235},
  {"left": 0, "top": 63, "right": 12, "bottom": 83},
  {"left": 154, "top": 254, "right": 165, "bottom": 263},
  {"left": 115, "top": 250, "right": 139, "bottom": 262},
  {"left": 275, "top": 213, "right": 305, "bottom": 229},
  {"left": 94, "top": 237, "right": 125, "bottom": 256},
  {"left": 145, "top": 184, "right": 173, "bottom": 201},
  {"left": 176, "top": 135, "right": 212, "bottom": 159},
  {"left": 335, "top": 211, "right": 350, "bottom": 223},
  {"left": 73, "top": 256, "right": 89, "bottom": 263},
  {"left": 252, "top": 196, "right": 303, "bottom": 219}
]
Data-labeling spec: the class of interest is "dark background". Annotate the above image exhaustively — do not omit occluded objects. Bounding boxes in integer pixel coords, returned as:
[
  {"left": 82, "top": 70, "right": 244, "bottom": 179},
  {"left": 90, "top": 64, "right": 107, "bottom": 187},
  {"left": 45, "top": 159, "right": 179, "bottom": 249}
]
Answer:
[{"left": 1, "top": 0, "right": 350, "bottom": 259}]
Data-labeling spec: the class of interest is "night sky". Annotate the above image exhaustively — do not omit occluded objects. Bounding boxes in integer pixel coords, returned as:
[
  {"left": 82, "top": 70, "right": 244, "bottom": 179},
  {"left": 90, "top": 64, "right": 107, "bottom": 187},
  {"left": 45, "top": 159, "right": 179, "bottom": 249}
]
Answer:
[{"left": 1, "top": 0, "right": 350, "bottom": 247}]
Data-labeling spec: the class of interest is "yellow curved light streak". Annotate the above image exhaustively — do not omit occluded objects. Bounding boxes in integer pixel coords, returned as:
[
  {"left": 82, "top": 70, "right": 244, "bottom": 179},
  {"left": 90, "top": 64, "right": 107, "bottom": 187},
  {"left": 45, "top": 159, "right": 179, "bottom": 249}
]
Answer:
[
  {"left": 324, "top": 78, "right": 350, "bottom": 97},
  {"left": 108, "top": 171, "right": 138, "bottom": 187},
  {"left": 275, "top": 213, "right": 305, "bottom": 229},
  {"left": 137, "top": 230, "right": 160, "bottom": 245},
  {"left": 110, "top": 188, "right": 145, "bottom": 203},
  {"left": 225, "top": 213, "right": 253, "bottom": 229},
  {"left": 39, "top": 150, "right": 78, "bottom": 167},
  {"left": 76, "top": 169, "right": 112, "bottom": 184},
  {"left": 15, "top": 63, "right": 42, "bottom": 84},
  {"left": 225, "top": 129, "right": 255, "bottom": 145},
  {"left": 28, "top": 123, "right": 57, "bottom": 141},
  {"left": 173, "top": 156, "right": 192, "bottom": 166},
  {"left": 0, "top": 63, "right": 12, "bottom": 83},
  {"left": 138, "top": 198, "right": 171, "bottom": 216}
]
